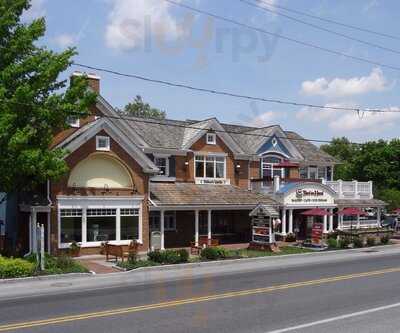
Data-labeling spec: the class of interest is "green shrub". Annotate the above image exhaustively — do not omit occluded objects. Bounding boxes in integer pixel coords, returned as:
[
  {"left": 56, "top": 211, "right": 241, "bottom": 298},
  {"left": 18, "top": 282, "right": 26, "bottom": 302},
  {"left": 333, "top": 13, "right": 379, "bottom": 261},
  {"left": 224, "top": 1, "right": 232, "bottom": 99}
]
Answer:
[
  {"left": 366, "top": 237, "right": 376, "bottom": 247},
  {"left": 25, "top": 253, "right": 88, "bottom": 274},
  {"left": 147, "top": 249, "right": 189, "bottom": 264},
  {"left": 338, "top": 238, "right": 350, "bottom": 249},
  {"left": 353, "top": 237, "right": 363, "bottom": 248},
  {"left": 200, "top": 247, "right": 228, "bottom": 261},
  {"left": 285, "top": 233, "right": 296, "bottom": 242},
  {"left": 380, "top": 235, "right": 390, "bottom": 245},
  {"left": 327, "top": 238, "right": 338, "bottom": 249},
  {"left": 177, "top": 249, "right": 189, "bottom": 263},
  {"left": 147, "top": 250, "right": 163, "bottom": 263},
  {"left": 0, "top": 256, "right": 36, "bottom": 279}
]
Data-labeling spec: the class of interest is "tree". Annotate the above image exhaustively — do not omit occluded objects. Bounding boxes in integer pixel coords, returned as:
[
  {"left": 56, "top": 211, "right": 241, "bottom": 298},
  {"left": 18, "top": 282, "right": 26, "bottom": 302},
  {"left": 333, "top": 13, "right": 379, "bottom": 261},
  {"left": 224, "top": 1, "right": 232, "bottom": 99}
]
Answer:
[
  {"left": 0, "top": 0, "right": 96, "bottom": 195},
  {"left": 320, "top": 137, "right": 359, "bottom": 180},
  {"left": 120, "top": 95, "right": 166, "bottom": 119}
]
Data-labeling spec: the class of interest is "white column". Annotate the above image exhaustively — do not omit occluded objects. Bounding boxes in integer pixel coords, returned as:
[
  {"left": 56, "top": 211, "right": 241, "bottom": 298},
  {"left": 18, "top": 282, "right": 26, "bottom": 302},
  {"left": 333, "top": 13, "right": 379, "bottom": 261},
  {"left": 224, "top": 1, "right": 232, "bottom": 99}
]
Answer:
[
  {"left": 82, "top": 208, "right": 87, "bottom": 244},
  {"left": 288, "top": 209, "right": 293, "bottom": 234},
  {"left": 377, "top": 207, "right": 381, "bottom": 227},
  {"left": 323, "top": 215, "right": 328, "bottom": 233},
  {"left": 116, "top": 208, "right": 121, "bottom": 242},
  {"left": 281, "top": 209, "right": 287, "bottom": 235},
  {"left": 328, "top": 209, "right": 334, "bottom": 232},
  {"left": 195, "top": 210, "right": 199, "bottom": 246},
  {"left": 357, "top": 214, "right": 360, "bottom": 229},
  {"left": 160, "top": 210, "right": 165, "bottom": 250},
  {"left": 338, "top": 214, "right": 343, "bottom": 230},
  {"left": 32, "top": 210, "right": 38, "bottom": 254},
  {"left": 207, "top": 210, "right": 212, "bottom": 241}
]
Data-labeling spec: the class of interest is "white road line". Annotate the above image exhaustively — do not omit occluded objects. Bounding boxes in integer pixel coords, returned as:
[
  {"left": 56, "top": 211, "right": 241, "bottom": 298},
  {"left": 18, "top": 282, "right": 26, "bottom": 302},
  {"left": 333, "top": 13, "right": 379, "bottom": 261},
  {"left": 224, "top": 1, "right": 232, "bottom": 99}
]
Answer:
[{"left": 266, "top": 301, "right": 400, "bottom": 333}]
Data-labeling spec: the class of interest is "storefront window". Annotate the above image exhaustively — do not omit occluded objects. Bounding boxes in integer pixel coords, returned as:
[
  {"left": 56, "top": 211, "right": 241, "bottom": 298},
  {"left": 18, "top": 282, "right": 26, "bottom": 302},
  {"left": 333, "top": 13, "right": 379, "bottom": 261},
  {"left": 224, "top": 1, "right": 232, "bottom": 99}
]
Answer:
[
  {"left": 299, "top": 167, "right": 308, "bottom": 179},
  {"left": 309, "top": 166, "right": 317, "bottom": 179},
  {"left": 121, "top": 208, "right": 139, "bottom": 240},
  {"left": 318, "top": 166, "right": 326, "bottom": 179},
  {"left": 86, "top": 209, "right": 116, "bottom": 242},
  {"left": 195, "top": 155, "right": 226, "bottom": 179},
  {"left": 60, "top": 209, "right": 82, "bottom": 243}
]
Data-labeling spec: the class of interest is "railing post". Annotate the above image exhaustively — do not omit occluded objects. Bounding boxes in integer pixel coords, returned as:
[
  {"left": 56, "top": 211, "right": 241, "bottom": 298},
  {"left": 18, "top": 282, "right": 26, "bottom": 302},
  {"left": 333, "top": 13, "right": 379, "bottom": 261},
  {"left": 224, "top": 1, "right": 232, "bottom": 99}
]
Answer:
[
  {"left": 353, "top": 180, "right": 358, "bottom": 199},
  {"left": 338, "top": 180, "right": 343, "bottom": 199},
  {"left": 369, "top": 181, "right": 373, "bottom": 199}
]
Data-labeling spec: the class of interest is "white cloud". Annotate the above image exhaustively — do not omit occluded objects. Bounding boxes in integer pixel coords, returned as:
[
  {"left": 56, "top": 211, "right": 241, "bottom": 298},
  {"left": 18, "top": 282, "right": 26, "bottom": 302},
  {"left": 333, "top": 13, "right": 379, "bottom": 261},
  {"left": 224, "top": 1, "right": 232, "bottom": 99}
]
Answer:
[
  {"left": 53, "top": 33, "right": 76, "bottom": 48},
  {"left": 300, "top": 68, "right": 389, "bottom": 99},
  {"left": 296, "top": 103, "right": 400, "bottom": 133},
  {"left": 329, "top": 107, "right": 400, "bottom": 132},
  {"left": 105, "top": 0, "right": 184, "bottom": 50},
  {"left": 247, "top": 111, "right": 280, "bottom": 127},
  {"left": 363, "top": 0, "right": 379, "bottom": 13},
  {"left": 22, "top": 0, "right": 46, "bottom": 21}
]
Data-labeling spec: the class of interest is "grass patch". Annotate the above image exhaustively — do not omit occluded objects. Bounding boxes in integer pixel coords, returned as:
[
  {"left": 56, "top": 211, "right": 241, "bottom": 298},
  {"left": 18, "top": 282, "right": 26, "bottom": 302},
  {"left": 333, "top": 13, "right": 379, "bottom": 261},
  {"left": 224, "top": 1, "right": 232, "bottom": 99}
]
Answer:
[
  {"left": 117, "top": 260, "right": 159, "bottom": 270},
  {"left": 26, "top": 254, "right": 89, "bottom": 275},
  {"left": 228, "top": 246, "right": 313, "bottom": 258}
]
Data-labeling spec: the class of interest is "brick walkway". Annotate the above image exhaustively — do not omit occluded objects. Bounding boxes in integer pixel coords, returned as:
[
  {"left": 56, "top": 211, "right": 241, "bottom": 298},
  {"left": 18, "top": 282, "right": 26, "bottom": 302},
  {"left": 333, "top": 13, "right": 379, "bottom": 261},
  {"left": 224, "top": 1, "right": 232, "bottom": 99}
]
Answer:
[{"left": 77, "top": 258, "right": 120, "bottom": 274}]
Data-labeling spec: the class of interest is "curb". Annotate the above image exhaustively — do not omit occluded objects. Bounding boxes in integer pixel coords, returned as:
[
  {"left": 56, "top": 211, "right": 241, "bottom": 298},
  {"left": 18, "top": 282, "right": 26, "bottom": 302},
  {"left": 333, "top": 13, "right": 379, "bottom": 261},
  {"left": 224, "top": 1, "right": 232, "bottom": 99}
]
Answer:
[
  {"left": 111, "top": 243, "right": 400, "bottom": 275},
  {"left": 0, "top": 272, "right": 94, "bottom": 285}
]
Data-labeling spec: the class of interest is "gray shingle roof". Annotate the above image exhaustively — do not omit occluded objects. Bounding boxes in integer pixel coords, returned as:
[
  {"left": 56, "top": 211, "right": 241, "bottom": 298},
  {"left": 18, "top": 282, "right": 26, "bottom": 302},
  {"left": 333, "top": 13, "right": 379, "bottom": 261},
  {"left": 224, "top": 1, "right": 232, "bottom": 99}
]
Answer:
[
  {"left": 150, "top": 182, "right": 279, "bottom": 207},
  {"left": 285, "top": 131, "right": 339, "bottom": 164},
  {"left": 122, "top": 115, "right": 337, "bottom": 164}
]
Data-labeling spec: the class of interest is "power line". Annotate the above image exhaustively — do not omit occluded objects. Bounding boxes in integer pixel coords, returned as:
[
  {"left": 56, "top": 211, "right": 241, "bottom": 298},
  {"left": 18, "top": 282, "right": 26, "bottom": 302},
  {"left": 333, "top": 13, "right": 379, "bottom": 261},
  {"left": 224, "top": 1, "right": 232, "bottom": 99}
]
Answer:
[
  {"left": 90, "top": 112, "right": 363, "bottom": 146},
  {"left": 74, "top": 62, "right": 396, "bottom": 114},
  {"left": 162, "top": 0, "right": 400, "bottom": 72},
  {"left": 239, "top": 0, "right": 400, "bottom": 55},
  {"left": 255, "top": 0, "right": 400, "bottom": 41},
  {"left": 1, "top": 97, "right": 365, "bottom": 145}
]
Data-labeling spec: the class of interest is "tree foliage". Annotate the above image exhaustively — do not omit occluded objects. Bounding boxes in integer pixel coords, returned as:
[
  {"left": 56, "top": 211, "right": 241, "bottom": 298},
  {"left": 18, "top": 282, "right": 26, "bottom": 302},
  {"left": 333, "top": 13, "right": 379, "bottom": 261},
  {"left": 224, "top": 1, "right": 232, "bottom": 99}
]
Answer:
[
  {"left": 120, "top": 95, "right": 165, "bottom": 119},
  {"left": 0, "top": 0, "right": 96, "bottom": 194},
  {"left": 321, "top": 137, "right": 400, "bottom": 208}
]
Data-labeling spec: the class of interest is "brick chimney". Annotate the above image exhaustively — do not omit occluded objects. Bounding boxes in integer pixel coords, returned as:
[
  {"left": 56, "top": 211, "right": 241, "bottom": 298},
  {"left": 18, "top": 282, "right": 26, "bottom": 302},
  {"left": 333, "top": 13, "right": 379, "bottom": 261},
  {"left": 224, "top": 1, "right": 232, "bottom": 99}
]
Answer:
[{"left": 71, "top": 71, "right": 101, "bottom": 93}]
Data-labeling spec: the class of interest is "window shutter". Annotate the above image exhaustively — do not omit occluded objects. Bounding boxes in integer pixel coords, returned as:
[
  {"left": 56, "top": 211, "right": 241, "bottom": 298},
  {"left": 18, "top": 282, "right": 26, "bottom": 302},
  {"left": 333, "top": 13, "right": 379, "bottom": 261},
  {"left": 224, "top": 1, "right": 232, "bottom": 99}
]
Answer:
[{"left": 169, "top": 156, "right": 176, "bottom": 177}]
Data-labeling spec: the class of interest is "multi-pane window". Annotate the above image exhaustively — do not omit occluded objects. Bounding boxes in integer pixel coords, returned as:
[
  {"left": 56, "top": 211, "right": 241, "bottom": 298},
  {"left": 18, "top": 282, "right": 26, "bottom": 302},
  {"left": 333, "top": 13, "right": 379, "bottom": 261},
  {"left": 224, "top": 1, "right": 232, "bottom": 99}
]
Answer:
[
  {"left": 261, "top": 156, "right": 283, "bottom": 179},
  {"left": 87, "top": 209, "right": 116, "bottom": 242},
  {"left": 195, "top": 155, "right": 225, "bottom": 179},
  {"left": 164, "top": 212, "right": 176, "bottom": 231},
  {"left": 60, "top": 209, "right": 82, "bottom": 243},
  {"left": 317, "top": 166, "right": 326, "bottom": 179},
  {"left": 299, "top": 167, "right": 308, "bottom": 179},
  {"left": 120, "top": 209, "right": 139, "bottom": 240},
  {"left": 155, "top": 157, "right": 168, "bottom": 176},
  {"left": 96, "top": 136, "right": 110, "bottom": 151},
  {"left": 206, "top": 133, "right": 216, "bottom": 145},
  {"left": 59, "top": 207, "right": 141, "bottom": 245}
]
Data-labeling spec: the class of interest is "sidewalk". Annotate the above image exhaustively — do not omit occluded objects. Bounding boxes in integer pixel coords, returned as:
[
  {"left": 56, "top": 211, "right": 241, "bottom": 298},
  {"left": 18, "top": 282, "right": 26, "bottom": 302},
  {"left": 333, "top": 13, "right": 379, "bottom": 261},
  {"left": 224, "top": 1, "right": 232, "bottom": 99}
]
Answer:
[{"left": 1, "top": 244, "right": 400, "bottom": 301}]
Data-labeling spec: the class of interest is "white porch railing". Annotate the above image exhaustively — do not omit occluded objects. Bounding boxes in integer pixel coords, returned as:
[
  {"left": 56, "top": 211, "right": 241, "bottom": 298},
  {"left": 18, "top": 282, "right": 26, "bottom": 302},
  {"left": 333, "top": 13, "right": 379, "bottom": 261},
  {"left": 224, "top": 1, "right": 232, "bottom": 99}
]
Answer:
[
  {"left": 324, "top": 180, "right": 373, "bottom": 199},
  {"left": 341, "top": 219, "right": 379, "bottom": 229}
]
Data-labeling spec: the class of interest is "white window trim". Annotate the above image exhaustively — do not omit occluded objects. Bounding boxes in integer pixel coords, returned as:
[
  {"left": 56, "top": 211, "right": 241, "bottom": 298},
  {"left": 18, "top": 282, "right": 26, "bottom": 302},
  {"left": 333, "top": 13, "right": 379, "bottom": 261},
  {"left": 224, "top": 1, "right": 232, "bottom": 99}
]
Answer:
[
  {"left": 206, "top": 133, "right": 216, "bottom": 145},
  {"left": 68, "top": 117, "right": 80, "bottom": 128},
  {"left": 194, "top": 154, "right": 227, "bottom": 180},
  {"left": 96, "top": 135, "right": 110, "bottom": 151},
  {"left": 154, "top": 154, "right": 170, "bottom": 177},
  {"left": 260, "top": 155, "right": 284, "bottom": 182},
  {"left": 57, "top": 197, "right": 143, "bottom": 248}
]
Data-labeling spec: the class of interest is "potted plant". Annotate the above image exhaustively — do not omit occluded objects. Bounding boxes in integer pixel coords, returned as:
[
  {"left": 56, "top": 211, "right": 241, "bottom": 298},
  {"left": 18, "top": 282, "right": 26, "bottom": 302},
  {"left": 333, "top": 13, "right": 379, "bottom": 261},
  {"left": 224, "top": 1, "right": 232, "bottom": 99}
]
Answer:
[{"left": 69, "top": 241, "right": 81, "bottom": 257}]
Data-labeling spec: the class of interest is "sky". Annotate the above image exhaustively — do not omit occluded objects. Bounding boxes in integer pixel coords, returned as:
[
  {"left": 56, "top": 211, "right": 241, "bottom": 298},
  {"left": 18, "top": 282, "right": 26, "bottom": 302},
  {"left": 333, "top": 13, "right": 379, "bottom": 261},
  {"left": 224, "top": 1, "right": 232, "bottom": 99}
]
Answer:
[{"left": 23, "top": 0, "right": 400, "bottom": 143}]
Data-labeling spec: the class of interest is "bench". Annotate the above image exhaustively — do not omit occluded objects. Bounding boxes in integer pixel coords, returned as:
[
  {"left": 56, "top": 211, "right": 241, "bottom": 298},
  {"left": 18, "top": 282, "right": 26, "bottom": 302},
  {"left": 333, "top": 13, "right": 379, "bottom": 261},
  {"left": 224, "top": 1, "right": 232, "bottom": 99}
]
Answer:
[
  {"left": 105, "top": 241, "right": 140, "bottom": 262},
  {"left": 190, "top": 237, "right": 220, "bottom": 255},
  {"left": 105, "top": 244, "right": 125, "bottom": 262}
]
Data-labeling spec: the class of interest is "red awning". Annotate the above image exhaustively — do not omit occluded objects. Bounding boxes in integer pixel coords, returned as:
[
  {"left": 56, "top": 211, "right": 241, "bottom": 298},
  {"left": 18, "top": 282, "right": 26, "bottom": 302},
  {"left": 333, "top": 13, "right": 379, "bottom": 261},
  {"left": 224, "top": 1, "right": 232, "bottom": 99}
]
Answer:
[
  {"left": 393, "top": 208, "right": 400, "bottom": 214},
  {"left": 337, "top": 207, "right": 366, "bottom": 216},
  {"left": 301, "top": 208, "right": 332, "bottom": 216},
  {"left": 275, "top": 161, "right": 299, "bottom": 168}
]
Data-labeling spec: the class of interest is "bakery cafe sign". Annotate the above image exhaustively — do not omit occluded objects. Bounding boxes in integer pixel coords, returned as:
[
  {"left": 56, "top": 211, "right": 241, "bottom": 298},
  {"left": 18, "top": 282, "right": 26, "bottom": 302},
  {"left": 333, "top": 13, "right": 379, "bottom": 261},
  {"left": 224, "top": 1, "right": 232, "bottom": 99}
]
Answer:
[{"left": 284, "top": 185, "right": 335, "bottom": 206}]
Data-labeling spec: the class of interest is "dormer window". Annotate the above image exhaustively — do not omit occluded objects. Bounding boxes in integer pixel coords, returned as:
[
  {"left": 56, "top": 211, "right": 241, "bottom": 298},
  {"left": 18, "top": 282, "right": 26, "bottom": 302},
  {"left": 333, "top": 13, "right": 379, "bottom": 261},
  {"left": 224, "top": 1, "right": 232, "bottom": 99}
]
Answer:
[
  {"left": 206, "top": 133, "right": 216, "bottom": 145},
  {"left": 67, "top": 116, "right": 80, "bottom": 128},
  {"left": 96, "top": 136, "right": 110, "bottom": 151},
  {"left": 154, "top": 156, "right": 169, "bottom": 176}
]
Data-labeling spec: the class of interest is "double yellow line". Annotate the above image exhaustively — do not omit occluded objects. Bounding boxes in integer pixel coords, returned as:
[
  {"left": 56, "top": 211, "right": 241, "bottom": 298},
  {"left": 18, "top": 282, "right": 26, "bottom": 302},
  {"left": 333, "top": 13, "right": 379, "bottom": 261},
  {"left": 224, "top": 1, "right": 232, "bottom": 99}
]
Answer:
[{"left": 1, "top": 266, "right": 400, "bottom": 332}]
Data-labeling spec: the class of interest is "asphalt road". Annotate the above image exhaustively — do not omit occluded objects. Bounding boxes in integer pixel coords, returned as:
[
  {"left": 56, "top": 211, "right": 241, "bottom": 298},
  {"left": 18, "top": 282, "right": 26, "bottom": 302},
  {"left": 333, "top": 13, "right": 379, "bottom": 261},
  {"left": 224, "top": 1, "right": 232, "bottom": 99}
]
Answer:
[{"left": 2, "top": 250, "right": 400, "bottom": 332}]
